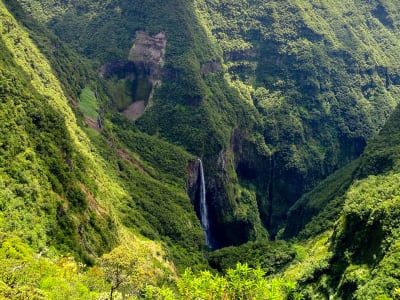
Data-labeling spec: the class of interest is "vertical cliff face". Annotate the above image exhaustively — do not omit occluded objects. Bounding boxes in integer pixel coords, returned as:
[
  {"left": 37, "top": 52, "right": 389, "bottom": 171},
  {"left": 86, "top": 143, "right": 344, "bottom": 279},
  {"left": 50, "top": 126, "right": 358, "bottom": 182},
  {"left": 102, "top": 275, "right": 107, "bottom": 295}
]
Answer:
[
  {"left": 129, "top": 31, "right": 166, "bottom": 81},
  {"left": 186, "top": 159, "right": 200, "bottom": 200}
]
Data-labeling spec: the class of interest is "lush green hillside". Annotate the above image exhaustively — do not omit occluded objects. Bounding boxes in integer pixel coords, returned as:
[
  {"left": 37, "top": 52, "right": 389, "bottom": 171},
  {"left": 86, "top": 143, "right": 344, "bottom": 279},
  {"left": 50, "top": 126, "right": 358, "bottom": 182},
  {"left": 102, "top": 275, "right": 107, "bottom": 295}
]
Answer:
[
  {"left": 196, "top": 0, "right": 400, "bottom": 236},
  {"left": 0, "top": 0, "right": 122, "bottom": 262},
  {"left": 3, "top": 0, "right": 400, "bottom": 298},
  {"left": 278, "top": 102, "right": 400, "bottom": 299},
  {"left": 2, "top": 0, "right": 210, "bottom": 266},
  {"left": 9, "top": 0, "right": 269, "bottom": 247},
  {"left": 0, "top": 1, "right": 210, "bottom": 297},
  {"left": 213, "top": 103, "right": 400, "bottom": 297},
  {"left": 22, "top": 0, "right": 400, "bottom": 242}
]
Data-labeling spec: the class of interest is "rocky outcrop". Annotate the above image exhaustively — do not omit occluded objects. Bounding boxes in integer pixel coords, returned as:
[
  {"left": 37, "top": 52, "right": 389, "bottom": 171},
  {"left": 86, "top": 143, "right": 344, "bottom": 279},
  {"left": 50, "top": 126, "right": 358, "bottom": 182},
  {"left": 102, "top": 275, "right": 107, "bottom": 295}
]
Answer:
[
  {"left": 129, "top": 31, "right": 166, "bottom": 81},
  {"left": 99, "top": 31, "right": 167, "bottom": 118},
  {"left": 100, "top": 60, "right": 136, "bottom": 79},
  {"left": 186, "top": 159, "right": 200, "bottom": 202},
  {"left": 122, "top": 100, "right": 146, "bottom": 121}
]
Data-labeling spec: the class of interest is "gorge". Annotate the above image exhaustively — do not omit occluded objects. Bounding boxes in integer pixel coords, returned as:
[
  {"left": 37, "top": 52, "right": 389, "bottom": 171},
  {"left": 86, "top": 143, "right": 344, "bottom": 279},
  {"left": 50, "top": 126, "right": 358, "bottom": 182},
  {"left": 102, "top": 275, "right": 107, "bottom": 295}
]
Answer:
[{"left": 2, "top": 0, "right": 400, "bottom": 298}]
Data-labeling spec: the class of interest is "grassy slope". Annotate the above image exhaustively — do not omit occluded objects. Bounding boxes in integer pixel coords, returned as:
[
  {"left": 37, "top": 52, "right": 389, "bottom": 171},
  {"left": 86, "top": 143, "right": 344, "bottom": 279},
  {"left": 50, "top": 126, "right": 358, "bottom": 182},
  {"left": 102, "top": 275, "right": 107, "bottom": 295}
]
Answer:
[{"left": 79, "top": 87, "right": 98, "bottom": 120}]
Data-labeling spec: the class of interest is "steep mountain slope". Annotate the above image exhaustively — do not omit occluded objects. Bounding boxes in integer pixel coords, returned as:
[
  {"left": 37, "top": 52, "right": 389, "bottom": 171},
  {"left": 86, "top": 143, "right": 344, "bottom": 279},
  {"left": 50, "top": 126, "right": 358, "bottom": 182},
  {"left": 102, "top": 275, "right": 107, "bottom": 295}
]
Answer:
[
  {"left": 0, "top": 0, "right": 207, "bottom": 292},
  {"left": 0, "top": 1, "right": 121, "bottom": 261},
  {"left": 283, "top": 102, "right": 400, "bottom": 299},
  {"left": 206, "top": 102, "right": 400, "bottom": 298},
  {"left": 3, "top": 0, "right": 400, "bottom": 298},
  {"left": 197, "top": 0, "right": 400, "bottom": 236},
  {"left": 15, "top": 0, "right": 400, "bottom": 245},
  {"left": 9, "top": 0, "right": 269, "bottom": 248}
]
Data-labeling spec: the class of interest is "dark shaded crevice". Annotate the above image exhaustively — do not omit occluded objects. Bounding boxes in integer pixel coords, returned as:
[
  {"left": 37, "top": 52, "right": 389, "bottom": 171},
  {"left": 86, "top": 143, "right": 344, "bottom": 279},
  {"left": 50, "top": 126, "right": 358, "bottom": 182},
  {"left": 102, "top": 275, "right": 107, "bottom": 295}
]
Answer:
[{"left": 267, "top": 155, "right": 274, "bottom": 231}]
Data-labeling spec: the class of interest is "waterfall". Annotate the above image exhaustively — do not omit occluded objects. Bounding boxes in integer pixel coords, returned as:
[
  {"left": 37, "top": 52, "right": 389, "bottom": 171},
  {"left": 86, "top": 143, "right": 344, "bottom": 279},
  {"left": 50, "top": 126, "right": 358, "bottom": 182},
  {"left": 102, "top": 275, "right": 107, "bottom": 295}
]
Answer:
[{"left": 198, "top": 159, "right": 211, "bottom": 247}]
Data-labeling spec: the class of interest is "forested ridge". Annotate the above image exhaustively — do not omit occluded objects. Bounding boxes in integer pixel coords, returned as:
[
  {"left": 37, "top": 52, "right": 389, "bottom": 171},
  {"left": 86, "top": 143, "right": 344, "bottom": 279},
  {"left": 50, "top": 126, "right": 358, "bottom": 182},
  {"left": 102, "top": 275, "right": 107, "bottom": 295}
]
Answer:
[{"left": 1, "top": 0, "right": 400, "bottom": 298}]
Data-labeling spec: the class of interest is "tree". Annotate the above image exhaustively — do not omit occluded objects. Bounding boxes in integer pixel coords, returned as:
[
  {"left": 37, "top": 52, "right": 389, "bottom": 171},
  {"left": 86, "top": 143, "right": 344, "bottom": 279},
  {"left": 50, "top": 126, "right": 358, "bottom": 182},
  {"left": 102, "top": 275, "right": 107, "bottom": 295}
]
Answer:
[
  {"left": 99, "top": 244, "right": 137, "bottom": 300},
  {"left": 176, "top": 263, "right": 301, "bottom": 300},
  {"left": 98, "top": 239, "right": 164, "bottom": 299}
]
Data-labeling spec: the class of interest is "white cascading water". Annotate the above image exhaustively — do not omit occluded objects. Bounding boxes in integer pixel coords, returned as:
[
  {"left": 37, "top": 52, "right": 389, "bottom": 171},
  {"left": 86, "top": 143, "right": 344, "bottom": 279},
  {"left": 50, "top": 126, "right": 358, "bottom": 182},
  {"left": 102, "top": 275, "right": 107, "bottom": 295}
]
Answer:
[{"left": 198, "top": 159, "right": 211, "bottom": 247}]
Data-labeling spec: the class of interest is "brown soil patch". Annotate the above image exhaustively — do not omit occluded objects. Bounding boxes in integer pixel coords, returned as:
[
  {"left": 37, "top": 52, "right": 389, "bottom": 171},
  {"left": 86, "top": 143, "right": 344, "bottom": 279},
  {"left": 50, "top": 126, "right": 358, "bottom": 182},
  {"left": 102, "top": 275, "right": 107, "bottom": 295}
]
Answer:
[
  {"left": 116, "top": 148, "right": 151, "bottom": 176},
  {"left": 85, "top": 117, "right": 101, "bottom": 132},
  {"left": 123, "top": 100, "right": 146, "bottom": 120},
  {"left": 106, "top": 140, "right": 151, "bottom": 177},
  {"left": 80, "top": 183, "right": 108, "bottom": 216},
  {"left": 69, "top": 97, "right": 78, "bottom": 108}
]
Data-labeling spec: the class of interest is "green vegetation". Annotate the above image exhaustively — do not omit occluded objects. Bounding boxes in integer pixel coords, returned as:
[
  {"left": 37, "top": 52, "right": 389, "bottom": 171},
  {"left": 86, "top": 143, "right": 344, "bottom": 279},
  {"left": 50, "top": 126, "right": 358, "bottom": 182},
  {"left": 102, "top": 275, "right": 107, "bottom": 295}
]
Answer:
[
  {"left": 284, "top": 159, "right": 360, "bottom": 239},
  {"left": 208, "top": 241, "right": 296, "bottom": 275},
  {"left": 3, "top": 0, "right": 400, "bottom": 298},
  {"left": 0, "top": 233, "right": 174, "bottom": 299},
  {"left": 0, "top": 33, "right": 109, "bottom": 262},
  {"left": 326, "top": 105, "right": 400, "bottom": 298},
  {"left": 0, "top": 0, "right": 205, "bottom": 284},
  {"left": 275, "top": 104, "right": 400, "bottom": 298},
  {"left": 0, "top": 236, "right": 301, "bottom": 299},
  {"left": 172, "top": 263, "right": 302, "bottom": 300},
  {"left": 195, "top": 0, "right": 400, "bottom": 234},
  {"left": 11, "top": 0, "right": 400, "bottom": 242},
  {"left": 79, "top": 87, "right": 99, "bottom": 120},
  {"left": 107, "top": 78, "right": 134, "bottom": 112}
]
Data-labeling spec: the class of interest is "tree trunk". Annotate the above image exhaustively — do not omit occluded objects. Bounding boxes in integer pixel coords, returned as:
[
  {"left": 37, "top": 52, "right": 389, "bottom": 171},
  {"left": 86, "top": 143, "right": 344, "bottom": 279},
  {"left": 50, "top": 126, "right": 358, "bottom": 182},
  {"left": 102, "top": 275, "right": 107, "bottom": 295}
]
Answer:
[{"left": 110, "top": 286, "right": 115, "bottom": 300}]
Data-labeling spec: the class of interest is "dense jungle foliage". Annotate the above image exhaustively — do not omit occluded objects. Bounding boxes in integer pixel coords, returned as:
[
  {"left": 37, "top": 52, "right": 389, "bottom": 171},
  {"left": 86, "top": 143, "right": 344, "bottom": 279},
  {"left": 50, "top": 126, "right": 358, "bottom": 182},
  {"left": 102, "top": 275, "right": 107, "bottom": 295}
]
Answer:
[{"left": 2, "top": 0, "right": 400, "bottom": 298}]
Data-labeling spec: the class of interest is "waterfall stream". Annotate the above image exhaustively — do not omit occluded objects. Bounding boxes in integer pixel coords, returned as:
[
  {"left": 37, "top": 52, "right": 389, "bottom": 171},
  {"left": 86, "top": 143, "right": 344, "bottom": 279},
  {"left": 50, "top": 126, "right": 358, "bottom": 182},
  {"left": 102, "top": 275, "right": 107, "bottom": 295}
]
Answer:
[{"left": 198, "top": 159, "right": 211, "bottom": 247}]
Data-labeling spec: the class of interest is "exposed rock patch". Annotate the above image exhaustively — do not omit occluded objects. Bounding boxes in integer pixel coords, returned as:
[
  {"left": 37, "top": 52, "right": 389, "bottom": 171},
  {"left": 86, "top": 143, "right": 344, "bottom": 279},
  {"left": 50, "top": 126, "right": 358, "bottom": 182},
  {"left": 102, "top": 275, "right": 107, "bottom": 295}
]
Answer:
[
  {"left": 100, "top": 31, "right": 166, "bottom": 118},
  {"left": 100, "top": 60, "right": 136, "bottom": 79},
  {"left": 80, "top": 183, "right": 108, "bottom": 216},
  {"left": 85, "top": 117, "right": 101, "bottom": 132},
  {"left": 69, "top": 96, "right": 78, "bottom": 108},
  {"left": 122, "top": 100, "right": 146, "bottom": 121},
  {"left": 129, "top": 31, "right": 166, "bottom": 81},
  {"left": 186, "top": 159, "right": 201, "bottom": 203},
  {"left": 115, "top": 147, "right": 150, "bottom": 176}
]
